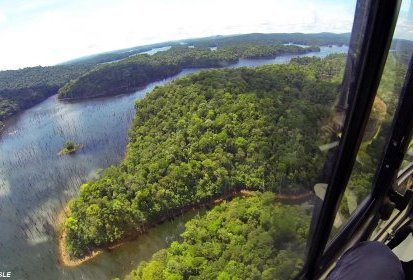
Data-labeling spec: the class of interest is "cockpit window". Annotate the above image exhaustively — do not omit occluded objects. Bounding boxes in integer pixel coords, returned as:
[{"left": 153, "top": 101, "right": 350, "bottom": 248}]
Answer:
[
  {"left": 1, "top": 0, "right": 412, "bottom": 279},
  {"left": 331, "top": 0, "right": 413, "bottom": 230}
]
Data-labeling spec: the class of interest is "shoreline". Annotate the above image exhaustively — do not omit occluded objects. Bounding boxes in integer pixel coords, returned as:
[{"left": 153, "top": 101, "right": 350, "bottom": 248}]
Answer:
[
  {"left": 57, "top": 189, "right": 314, "bottom": 267},
  {"left": 57, "top": 189, "right": 251, "bottom": 267},
  {"left": 57, "top": 206, "right": 108, "bottom": 267},
  {"left": 55, "top": 47, "right": 324, "bottom": 102}
]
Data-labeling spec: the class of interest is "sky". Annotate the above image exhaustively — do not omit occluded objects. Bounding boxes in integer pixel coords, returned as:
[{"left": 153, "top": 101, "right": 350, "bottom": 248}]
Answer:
[{"left": 0, "top": 0, "right": 411, "bottom": 70}]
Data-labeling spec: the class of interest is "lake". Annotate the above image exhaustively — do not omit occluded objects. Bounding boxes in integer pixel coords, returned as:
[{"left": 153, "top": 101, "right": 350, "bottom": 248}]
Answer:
[{"left": 0, "top": 45, "right": 348, "bottom": 279}]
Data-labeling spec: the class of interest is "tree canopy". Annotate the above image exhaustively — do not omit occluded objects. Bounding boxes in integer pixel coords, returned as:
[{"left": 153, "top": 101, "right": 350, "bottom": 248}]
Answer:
[
  {"left": 125, "top": 193, "right": 310, "bottom": 280},
  {"left": 63, "top": 55, "right": 345, "bottom": 259},
  {"left": 62, "top": 32, "right": 349, "bottom": 65},
  {"left": 0, "top": 64, "right": 92, "bottom": 131},
  {"left": 57, "top": 45, "right": 319, "bottom": 100}
]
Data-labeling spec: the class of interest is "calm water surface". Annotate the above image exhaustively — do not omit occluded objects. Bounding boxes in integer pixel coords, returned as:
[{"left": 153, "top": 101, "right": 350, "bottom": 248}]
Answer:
[{"left": 0, "top": 45, "right": 348, "bottom": 279}]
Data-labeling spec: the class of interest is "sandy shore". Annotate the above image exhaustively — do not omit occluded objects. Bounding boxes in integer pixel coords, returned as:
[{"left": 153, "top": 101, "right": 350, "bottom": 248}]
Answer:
[
  {"left": 57, "top": 205, "right": 114, "bottom": 267},
  {"left": 58, "top": 229, "right": 104, "bottom": 267},
  {"left": 57, "top": 189, "right": 313, "bottom": 267}
]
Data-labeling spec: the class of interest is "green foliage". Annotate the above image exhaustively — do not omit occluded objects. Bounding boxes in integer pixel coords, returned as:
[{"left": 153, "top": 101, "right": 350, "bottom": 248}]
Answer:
[
  {"left": 59, "top": 141, "right": 82, "bottom": 156},
  {"left": 57, "top": 44, "right": 320, "bottom": 100},
  {"left": 64, "top": 56, "right": 344, "bottom": 258},
  {"left": 218, "top": 44, "right": 320, "bottom": 59},
  {"left": 64, "top": 141, "right": 76, "bottom": 150},
  {"left": 0, "top": 64, "right": 93, "bottom": 90},
  {"left": 184, "top": 32, "right": 350, "bottom": 48},
  {"left": 0, "top": 64, "right": 93, "bottom": 130},
  {"left": 63, "top": 32, "right": 350, "bottom": 65},
  {"left": 63, "top": 43, "right": 173, "bottom": 65},
  {"left": 125, "top": 193, "right": 310, "bottom": 280}
]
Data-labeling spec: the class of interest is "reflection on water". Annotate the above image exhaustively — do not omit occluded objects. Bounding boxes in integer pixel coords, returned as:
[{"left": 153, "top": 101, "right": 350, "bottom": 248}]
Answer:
[{"left": 0, "top": 45, "right": 348, "bottom": 279}]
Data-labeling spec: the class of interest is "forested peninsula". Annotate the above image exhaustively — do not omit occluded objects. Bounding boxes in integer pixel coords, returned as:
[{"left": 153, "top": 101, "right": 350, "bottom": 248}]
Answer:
[
  {"left": 120, "top": 50, "right": 413, "bottom": 279},
  {"left": 62, "top": 55, "right": 346, "bottom": 260},
  {"left": 125, "top": 193, "right": 309, "bottom": 280},
  {"left": 57, "top": 45, "right": 320, "bottom": 100}
]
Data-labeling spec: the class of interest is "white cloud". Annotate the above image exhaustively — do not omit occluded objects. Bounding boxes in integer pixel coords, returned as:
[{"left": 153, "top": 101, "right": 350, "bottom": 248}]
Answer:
[
  {"left": 395, "top": 19, "right": 413, "bottom": 41},
  {"left": 0, "top": 0, "right": 356, "bottom": 70},
  {"left": 0, "top": 10, "right": 6, "bottom": 23},
  {"left": 395, "top": 0, "right": 413, "bottom": 40}
]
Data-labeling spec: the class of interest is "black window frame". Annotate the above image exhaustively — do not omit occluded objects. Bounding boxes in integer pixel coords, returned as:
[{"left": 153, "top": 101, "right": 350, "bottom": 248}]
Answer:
[{"left": 296, "top": 0, "right": 413, "bottom": 278}]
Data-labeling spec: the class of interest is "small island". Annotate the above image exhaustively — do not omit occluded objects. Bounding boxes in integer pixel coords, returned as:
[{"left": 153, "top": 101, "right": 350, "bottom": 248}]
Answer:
[{"left": 58, "top": 141, "right": 82, "bottom": 155}]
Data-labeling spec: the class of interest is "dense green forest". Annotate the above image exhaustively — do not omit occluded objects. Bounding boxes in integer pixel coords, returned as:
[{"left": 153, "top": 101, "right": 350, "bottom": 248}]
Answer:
[
  {"left": 57, "top": 44, "right": 319, "bottom": 100},
  {"left": 62, "top": 32, "right": 350, "bottom": 65},
  {"left": 124, "top": 193, "right": 309, "bottom": 280},
  {"left": 0, "top": 64, "right": 92, "bottom": 131},
  {"left": 185, "top": 33, "right": 349, "bottom": 48},
  {"left": 63, "top": 55, "right": 345, "bottom": 258}
]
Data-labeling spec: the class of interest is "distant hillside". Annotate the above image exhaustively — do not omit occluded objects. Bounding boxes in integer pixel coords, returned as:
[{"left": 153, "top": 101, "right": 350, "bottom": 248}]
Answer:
[
  {"left": 60, "top": 32, "right": 350, "bottom": 66},
  {"left": 184, "top": 32, "right": 351, "bottom": 47},
  {"left": 0, "top": 65, "right": 93, "bottom": 90},
  {"left": 0, "top": 64, "right": 93, "bottom": 132},
  {"left": 0, "top": 32, "right": 353, "bottom": 132},
  {"left": 57, "top": 44, "right": 320, "bottom": 100},
  {"left": 391, "top": 39, "right": 413, "bottom": 65},
  {"left": 60, "top": 42, "right": 177, "bottom": 66}
]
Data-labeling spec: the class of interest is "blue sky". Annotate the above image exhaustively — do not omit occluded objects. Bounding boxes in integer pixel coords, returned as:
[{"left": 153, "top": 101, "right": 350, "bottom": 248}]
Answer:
[{"left": 0, "top": 0, "right": 410, "bottom": 70}]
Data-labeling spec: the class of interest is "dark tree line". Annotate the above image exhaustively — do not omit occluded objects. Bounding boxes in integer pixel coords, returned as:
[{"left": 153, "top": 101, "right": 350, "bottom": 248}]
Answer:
[
  {"left": 57, "top": 44, "right": 320, "bottom": 100},
  {"left": 61, "top": 32, "right": 350, "bottom": 65},
  {"left": 181, "top": 32, "right": 350, "bottom": 48},
  {"left": 0, "top": 64, "right": 92, "bottom": 131}
]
